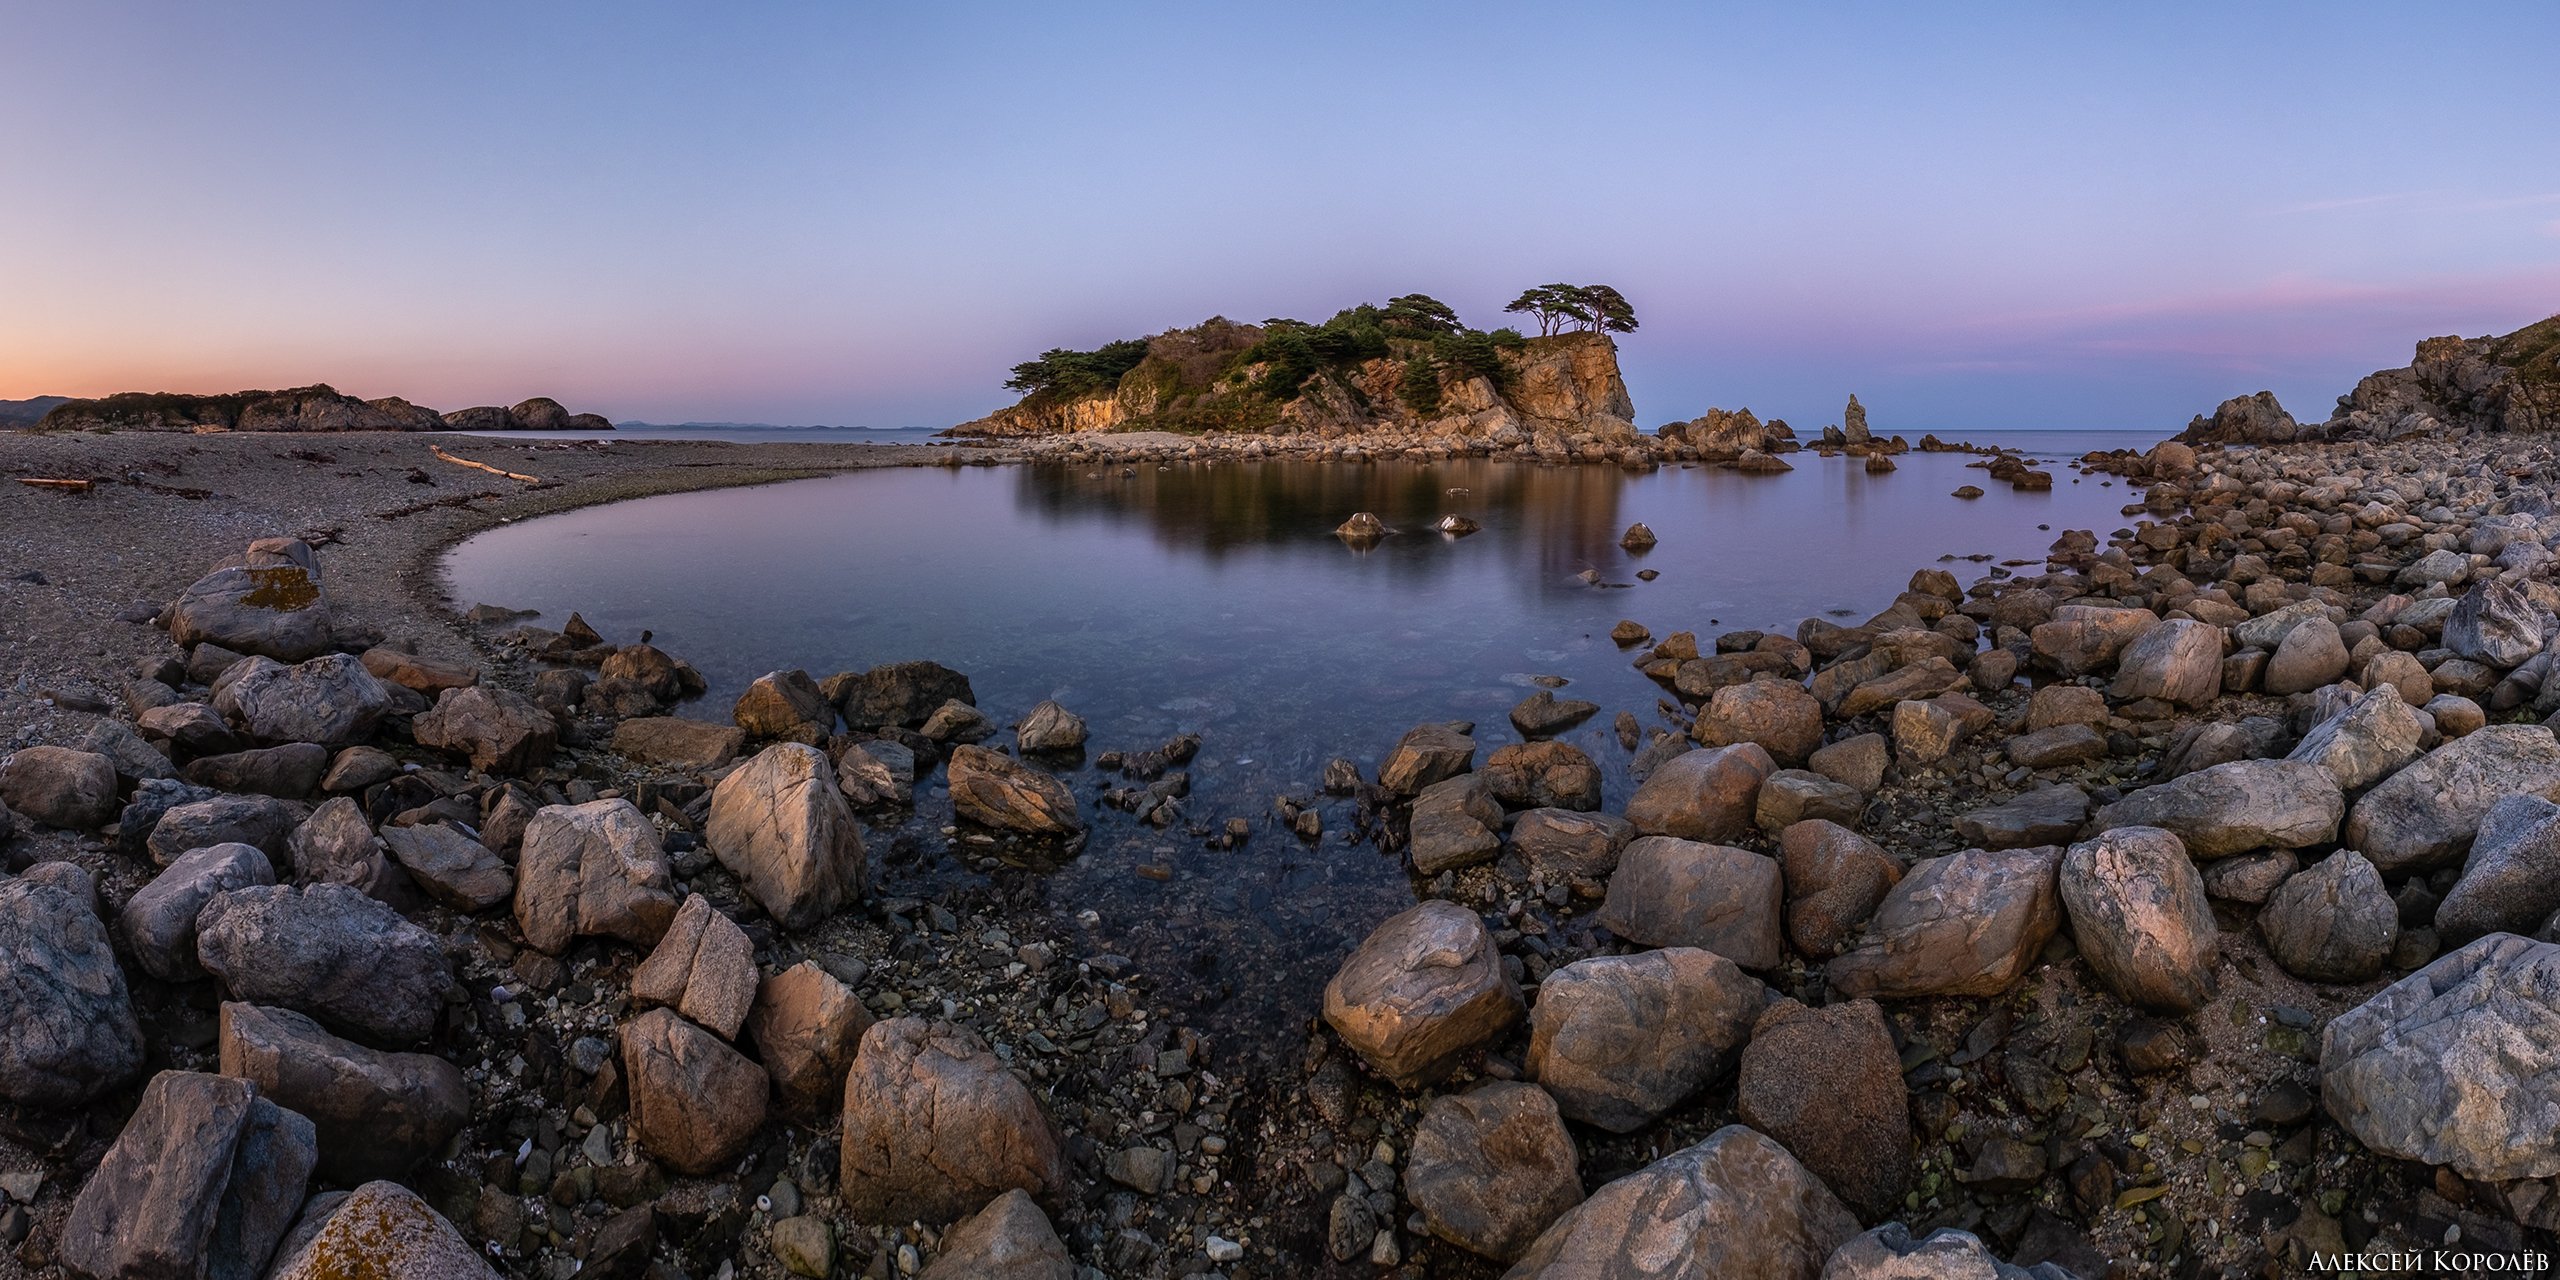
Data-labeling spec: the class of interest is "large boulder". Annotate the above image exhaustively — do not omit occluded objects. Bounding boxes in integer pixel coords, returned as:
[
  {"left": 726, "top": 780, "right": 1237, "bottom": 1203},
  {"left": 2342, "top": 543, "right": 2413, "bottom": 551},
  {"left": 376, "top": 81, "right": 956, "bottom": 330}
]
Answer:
[
  {"left": 57, "top": 1070, "right": 316, "bottom": 1280},
  {"left": 1624, "top": 743, "right": 1776, "bottom": 843},
  {"left": 2438, "top": 794, "right": 2560, "bottom": 944},
  {"left": 379, "top": 823, "right": 513, "bottom": 912},
  {"left": 0, "top": 877, "right": 144, "bottom": 1105},
  {"left": 2446, "top": 576, "right": 2548, "bottom": 669},
  {"left": 2180, "top": 389, "right": 2299, "bottom": 444},
  {"left": 705, "top": 743, "right": 866, "bottom": 929},
  {"left": 839, "top": 1017, "right": 1068, "bottom": 1224},
  {"left": 2028, "top": 606, "right": 2157, "bottom": 677},
  {"left": 1480, "top": 740, "right": 1603, "bottom": 811},
  {"left": 183, "top": 741, "right": 328, "bottom": 799},
  {"left": 2108, "top": 618, "right": 2223, "bottom": 708},
  {"left": 1404, "top": 1083, "right": 1584, "bottom": 1262},
  {"left": 412, "top": 685, "right": 558, "bottom": 774},
  {"left": 631, "top": 894, "right": 760, "bottom": 1041},
  {"left": 1779, "top": 819, "right": 1902, "bottom": 958},
  {"left": 916, "top": 1189, "right": 1074, "bottom": 1280},
  {"left": 611, "top": 716, "right": 746, "bottom": 770},
  {"left": 2286, "top": 684, "right": 2424, "bottom": 790},
  {"left": 0, "top": 745, "right": 119, "bottom": 829},
  {"left": 1735, "top": 998, "right": 1911, "bottom": 1220},
  {"left": 266, "top": 1180, "right": 499, "bottom": 1280},
  {"left": 1322, "top": 900, "right": 1523, "bottom": 1089},
  {"left": 1827, "top": 846, "right": 2064, "bottom": 999},
  {"left": 747, "top": 960, "right": 873, "bottom": 1114},
  {"left": 1526, "top": 948, "right": 1763, "bottom": 1132},
  {"left": 2089, "top": 758, "right": 2342, "bottom": 859},
  {"left": 622, "top": 1007, "right": 769, "bottom": 1176},
  {"left": 948, "top": 745, "right": 1083, "bottom": 835},
  {"left": 1597, "top": 836, "right": 1784, "bottom": 969},
  {"left": 196, "top": 883, "right": 450, "bottom": 1046},
  {"left": 2263, "top": 616, "right": 2350, "bottom": 694},
  {"left": 1504, "top": 1125, "right": 1859, "bottom": 1280},
  {"left": 285, "top": 796, "right": 401, "bottom": 902},
  {"left": 1510, "top": 809, "right": 1633, "bottom": 884},
  {"left": 733, "top": 669, "right": 834, "bottom": 738},
  {"left": 1409, "top": 774, "right": 1505, "bottom": 874},
  {"left": 168, "top": 550, "right": 334, "bottom": 662},
  {"left": 215, "top": 654, "right": 393, "bottom": 747},
  {"left": 2345, "top": 725, "right": 2560, "bottom": 873},
  {"left": 2058, "top": 827, "right": 2216, "bottom": 1013},
  {"left": 836, "top": 661, "right": 975, "bottom": 729},
  {"left": 120, "top": 842, "right": 277, "bottom": 981},
  {"left": 2259, "top": 850, "right": 2397, "bottom": 983},
  {"left": 1821, "top": 1224, "right": 2081, "bottom": 1280},
  {"left": 514, "top": 798, "right": 682, "bottom": 954},
  {"left": 217, "top": 1002, "right": 468, "bottom": 1184},
  {"left": 2321, "top": 934, "right": 2560, "bottom": 1182},
  {"left": 146, "top": 792, "right": 302, "bottom": 867},
  {"left": 1693, "top": 680, "right": 1823, "bottom": 765}
]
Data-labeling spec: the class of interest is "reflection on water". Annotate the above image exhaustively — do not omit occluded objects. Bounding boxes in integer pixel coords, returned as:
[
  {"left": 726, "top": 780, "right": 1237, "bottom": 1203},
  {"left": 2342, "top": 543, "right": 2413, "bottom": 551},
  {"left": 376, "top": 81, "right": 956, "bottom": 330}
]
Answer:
[{"left": 443, "top": 437, "right": 2154, "bottom": 1053}]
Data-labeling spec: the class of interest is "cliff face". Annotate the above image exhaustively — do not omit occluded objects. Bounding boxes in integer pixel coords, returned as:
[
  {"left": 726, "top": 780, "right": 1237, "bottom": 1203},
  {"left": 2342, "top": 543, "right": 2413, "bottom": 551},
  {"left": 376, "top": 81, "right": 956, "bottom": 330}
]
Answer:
[
  {"left": 2323, "top": 316, "right": 2560, "bottom": 439},
  {"left": 953, "top": 331, "right": 1635, "bottom": 443},
  {"left": 35, "top": 387, "right": 611, "bottom": 433}
]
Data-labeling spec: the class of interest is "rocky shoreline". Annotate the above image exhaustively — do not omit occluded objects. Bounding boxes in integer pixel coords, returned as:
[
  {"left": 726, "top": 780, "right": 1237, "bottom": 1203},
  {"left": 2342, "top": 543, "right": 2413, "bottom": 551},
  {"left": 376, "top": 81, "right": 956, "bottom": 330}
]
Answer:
[{"left": 6, "top": 416, "right": 2560, "bottom": 1278}]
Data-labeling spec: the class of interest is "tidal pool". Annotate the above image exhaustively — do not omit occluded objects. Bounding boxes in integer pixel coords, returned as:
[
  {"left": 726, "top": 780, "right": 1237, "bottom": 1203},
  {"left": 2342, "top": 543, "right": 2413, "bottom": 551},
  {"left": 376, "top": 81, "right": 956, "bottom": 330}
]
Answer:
[{"left": 443, "top": 433, "right": 2155, "bottom": 1052}]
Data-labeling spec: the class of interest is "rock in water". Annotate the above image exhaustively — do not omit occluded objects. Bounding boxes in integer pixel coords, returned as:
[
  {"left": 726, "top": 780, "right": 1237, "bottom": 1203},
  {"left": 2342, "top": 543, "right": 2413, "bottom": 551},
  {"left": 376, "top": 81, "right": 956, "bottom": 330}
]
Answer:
[
  {"left": 2059, "top": 826, "right": 2217, "bottom": 1013},
  {"left": 168, "top": 547, "right": 335, "bottom": 662},
  {"left": 1403, "top": 1083, "right": 1583, "bottom": 1262},
  {"left": 0, "top": 877, "right": 144, "bottom": 1106},
  {"left": 834, "top": 660, "right": 974, "bottom": 730},
  {"left": 622, "top": 1007, "right": 769, "bottom": 1176},
  {"left": 266, "top": 1180, "right": 500, "bottom": 1279},
  {"left": 1322, "top": 900, "right": 1522, "bottom": 1088},
  {"left": 1380, "top": 723, "right": 1476, "bottom": 795},
  {"left": 217, "top": 1002, "right": 468, "bottom": 1184},
  {"left": 1735, "top": 998, "right": 1911, "bottom": 1220},
  {"left": 1843, "top": 393, "right": 1871, "bottom": 444},
  {"left": 1014, "top": 699, "right": 1087, "bottom": 753},
  {"left": 2090, "top": 758, "right": 2342, "bottom": 859},
  {"left": 195, "top": 882, "right": 450, "bottom": 1046},
  {"left": 1827, "top": 846, "right": 2063, "bottom": 998},
  {"left": 412, "top": 684, "right": 559, "bottom": 773},
  {"left": 706, "top": 742, "right": 866, "bottom": 929},
  {"left": 1503, "top": 1125, "right": 1858, "bottom": 1279},
  {"left": 2322, "top": 934, "right": 2560, "bottom": 1182},
  {"left": 1336, "top": 511, "right": 1388, "bottom": 542},
  {"left": 733, "top": 668, "right": 834, "bottom": 739},
  {"left": 1479, "top": 741, "right": 1601, "bottom": 811},
  {"left": 2345, "top": 725, "right": 2560, "bottom": 873},
  {"left": 0, "top": 744, "right": 119, "bottom": 829},
  {"left": 514, "top": 798, "right": 683, "bottom": 954},
  {"left": 948, "top": 745, "right": 1083, "bottom": 835},
  {"left": 58, "top": 1070, "right": 316, "bottom": 1280},
  {"left": 1526, "top": 948, "right": 1762, "bottom": 1132},
  {"left": 1597, "top": 837, "right": 1784, "bottom": 969},
  {"left": 1408, "top": 775, "right": 1504, "bottom": 874},
  {"left": 917, "top": 1189, "right": 1074, "bottom": 1280},
  {"left": 1508, "top": 690, "right": 1599, "bottom": 740},
  {"left": 839, "top": 1017, "right": 1068, "bottom": 1224},
  {"left": 1618, "top": 522, "right": 1656, "bottom": 551},
  {"left": 2258, "top": 850, "right": 2397, "bottom": 983}
]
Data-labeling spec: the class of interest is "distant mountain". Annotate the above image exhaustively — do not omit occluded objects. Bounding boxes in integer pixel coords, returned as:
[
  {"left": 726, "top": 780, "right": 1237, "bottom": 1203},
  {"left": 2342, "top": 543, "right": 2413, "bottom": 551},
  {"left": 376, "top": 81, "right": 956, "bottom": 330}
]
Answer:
[{"left": 0, "top": 396, "right": 70, "bottom": 426}]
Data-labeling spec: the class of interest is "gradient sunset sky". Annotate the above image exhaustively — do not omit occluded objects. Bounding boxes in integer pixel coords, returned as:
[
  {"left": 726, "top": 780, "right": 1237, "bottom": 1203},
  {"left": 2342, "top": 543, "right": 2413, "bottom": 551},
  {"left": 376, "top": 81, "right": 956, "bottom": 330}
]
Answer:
[{"left": 4, "top": 2, "right": 2555, "bottom": 431}]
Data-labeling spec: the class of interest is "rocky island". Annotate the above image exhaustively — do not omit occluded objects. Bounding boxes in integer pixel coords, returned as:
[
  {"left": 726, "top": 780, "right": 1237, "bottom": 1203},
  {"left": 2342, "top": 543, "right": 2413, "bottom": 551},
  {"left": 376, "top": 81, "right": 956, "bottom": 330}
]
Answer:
[
  {"left": 3, "top": 313, "right": 2560, "bottom": 1278},
  {"left": 27, "top": 386, "right": 615, "bottom": 434}
]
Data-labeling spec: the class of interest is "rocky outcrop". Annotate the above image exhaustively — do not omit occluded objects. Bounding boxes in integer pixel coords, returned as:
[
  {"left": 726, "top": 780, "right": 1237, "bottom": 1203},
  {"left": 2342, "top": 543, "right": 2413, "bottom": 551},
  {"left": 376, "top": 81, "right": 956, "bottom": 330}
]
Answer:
[
  {"left": 2324, "top": 316, "right": 2560, "bottom": 438},
  {"left": 2179, "top": 390, "right": 2302, "bottom": 445}
]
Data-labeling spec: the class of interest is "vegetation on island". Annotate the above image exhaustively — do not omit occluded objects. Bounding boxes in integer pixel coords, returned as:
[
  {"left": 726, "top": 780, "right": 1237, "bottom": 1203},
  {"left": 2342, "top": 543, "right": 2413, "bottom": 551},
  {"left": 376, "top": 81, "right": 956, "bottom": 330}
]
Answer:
[{"left": 993, "top": 286, "right": 1636, "bottom": 433}]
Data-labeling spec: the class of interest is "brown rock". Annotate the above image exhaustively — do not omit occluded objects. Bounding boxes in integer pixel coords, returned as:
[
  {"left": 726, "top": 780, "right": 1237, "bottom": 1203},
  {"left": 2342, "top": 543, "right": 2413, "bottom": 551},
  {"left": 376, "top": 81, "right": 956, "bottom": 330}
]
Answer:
[
  {"left": 1597, "top": 836, "right": 1783, "bottom": 969},
  {"left": 1381, "top": 723, "right": 1477, "bottom": 796},
  {"left": 0, "top": 745, "right": 118, "bottom": 829},
  {"left": 839, "top": 1017, "right": 1067, "bottom": 1224},
  {"left": 266, "top": 1180, "right": 499, "bottom": 1279},
  {"left": 1322, "top": 900, "right": 1523, "bottom": 1088},
  {"left": 1623, "top": 742, "right": 1775, "bottom": 842},
  {"left": 413, "top": 685, "right": 558, "bottom": 775},
  {"left": 2059, "top": 826, "right": 2217, "bottom": 1013},
  {"left": 1826, "top": 846, "right": 2064, "bottom": 998},
  {"left": 1778, "top": 819, "right": 1901, "bottom": 958},
  {"left": 58, "top": 1070, "right": 315, "bottom": 1280},
  {"left": 917, "top": 1189, "right": 1073, "bottom": 1280},
  {"left": 706, "top": 742, "right": 866, "bottom": 929},
  {"left": 358, "top": 648, "right": 478, "bottom": 694},
  {"left": 1526, "top": 948, "right": 1763, "bottom": 1131},
  {"left": 631, "top": 894, "right": 760, "bottom": 1041},
  {"left": 1504, "top": 1125, "right": 1858, "bottom": 1279},
  {"left": 611, "top": 716, "right": 745, "bottom": 770},
  {"left": 1404, "top": 1083, "right": 1583, "bottom": 1262},
  {"left": 218, "top": 1002, "right": 468, "bottom": 1184},
  {"left": 948, "top": 745, "right": 1083, "bottom": 835},
  {"left": 746, "top": 961, "right": 873, "bottom": 1113},
  {"left": 1735, "top": 998, "right": 1911, "bottom": 1219},
  {"left": 622, "top": 1007, "right": 769, "bottom": 1176},
  {"left": 1693, "top": 680, "right": 1823, "bottom": 765},
  {"left": 733, "top": 669, "right": 834, "bottom": 739},
  {"left": 514, "top": 799, "right": 681, "bottom": 954},
  {"left": 1480, "top": 739, "right": 1602, "bottom": 811}
]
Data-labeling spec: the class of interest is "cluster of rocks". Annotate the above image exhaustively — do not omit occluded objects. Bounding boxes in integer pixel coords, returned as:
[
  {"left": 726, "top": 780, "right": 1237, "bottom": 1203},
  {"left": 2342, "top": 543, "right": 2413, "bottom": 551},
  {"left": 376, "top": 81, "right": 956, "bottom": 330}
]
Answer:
[{"left": 1279, "top": 425, "right": 2560, "bottom": 1274}]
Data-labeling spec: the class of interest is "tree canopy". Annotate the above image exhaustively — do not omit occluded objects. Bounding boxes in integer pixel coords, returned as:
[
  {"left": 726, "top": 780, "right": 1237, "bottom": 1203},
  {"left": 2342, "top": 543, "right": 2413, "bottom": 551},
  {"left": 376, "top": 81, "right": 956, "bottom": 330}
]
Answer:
[{"left": 1503, "top": 283, "right": 1639, "bottom": 338}]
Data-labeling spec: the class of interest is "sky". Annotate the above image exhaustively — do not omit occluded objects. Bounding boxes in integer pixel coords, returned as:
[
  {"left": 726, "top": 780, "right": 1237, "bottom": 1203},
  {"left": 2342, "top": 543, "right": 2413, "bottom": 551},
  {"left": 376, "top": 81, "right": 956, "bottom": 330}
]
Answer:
[{"left": 3, "top": 2, "right": 2556, "bottom": 431}]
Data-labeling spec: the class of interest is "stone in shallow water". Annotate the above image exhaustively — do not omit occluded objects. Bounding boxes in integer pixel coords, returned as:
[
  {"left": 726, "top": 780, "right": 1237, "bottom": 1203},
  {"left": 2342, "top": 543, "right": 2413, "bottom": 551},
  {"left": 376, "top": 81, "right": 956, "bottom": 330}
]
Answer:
[
  {"left": 1508, "top": 690, "right": 1598, "bottom": 739},
  {"left": 947, "top": 744, "right": 1082, "bottom": 836},
  {"left": 1408, "top": 774, "right": 1504, "bottom": 875},
  {"left": 1380, "top": 723, "right": 1476, "bottom": 796},
  {"left": 1480, "top": 740, "right": 1601, "bottom": 811}
]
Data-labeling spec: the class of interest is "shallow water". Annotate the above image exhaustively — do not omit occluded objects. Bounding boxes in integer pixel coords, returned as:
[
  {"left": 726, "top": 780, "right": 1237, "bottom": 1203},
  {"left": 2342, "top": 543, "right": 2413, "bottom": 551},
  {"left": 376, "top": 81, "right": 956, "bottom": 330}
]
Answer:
[{"left": 444, "top": 432, "right": 2157, "bottom": 1052}]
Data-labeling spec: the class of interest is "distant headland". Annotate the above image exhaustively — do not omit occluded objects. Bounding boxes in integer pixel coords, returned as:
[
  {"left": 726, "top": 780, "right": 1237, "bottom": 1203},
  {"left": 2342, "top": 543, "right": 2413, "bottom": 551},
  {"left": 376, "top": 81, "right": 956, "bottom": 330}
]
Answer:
[{"left": 16, "top": 386, "right": 612, "bottom": 434}]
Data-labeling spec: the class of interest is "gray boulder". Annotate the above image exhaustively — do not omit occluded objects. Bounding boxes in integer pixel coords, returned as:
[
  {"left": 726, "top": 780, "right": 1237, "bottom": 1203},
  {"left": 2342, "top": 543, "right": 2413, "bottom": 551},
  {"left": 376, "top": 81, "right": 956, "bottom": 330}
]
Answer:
[
  {"left": 2446, "top": 577, "right": 2548, "bottom": 669},
  {"left": 2345, "top": 725, "right": 2560, "bottom": 872},
  {"left": 147, "top": 793, "right": 303, "bottom": 867},
  {"left": 120, "top": 842, "right": 277, "bottom": 981},
  {"left": 2259, "top": 851, "right": 2397, "bottom": 983},
  {"left": 515, "top": 798, "right": 681, "bottom": 954},
  {"left": 1820, "top": 1223, "right": 2082, "bottom": 1279},
  {"left": 2108, "top": 618, "right": 2222, "bottom": 708},
  {"left": 215, "top": 654, "right": 392, "bottom": 747},
  {"left": 2286, "top": 684, "right": 2424, "bottom": 790},
  {"left": 57, "top": 1070, "right": 315, "bottom": 1280},
  {"left": 168, "top": 550, "right": 335, "bottom": 662},
  {"left": 1014, "top": 700, "right": 1088, "bottom": 753},
  {"left": 285, "top": 796, "right": 401, "bottom": 901},
  {"left": 2437, "top": 794, "right": 2560, "bottom": 945},
  {"left": 1504, "top": 1125, "right": 1858, "bottom": 1279},
  {"left": 2090, "top": 758, "right": 2341, "bottom": 858},
  {"left": 1827, "top": 846, "right": 2063, "bottom": 999},
  {"left": 183, "top": 741, "right": 329, "bottom": 798},
  {"left": 1410, "top": 774, "right": 1505, "bottom": 874},
  {"left": 379, "top": 823, "right": 513, "bottom": 912},
  {"left": 1526, "top": 948, "right": 1763, "bottom": 1132},
  {"left": 412, "top": 684, "right": 558, "bottom": 774},
  {"left": 2059, "top": 827, "right": 2216, "bottom": 1013},
  {"left": 196, "top": 883, "right": 450, "bottom": 1046},
  {"left": 0, "top": 877, "right": 144, "bottom": 1105},
  {"left": 217, "top": 1001, "right": 468, "bottom": 1184},
  {"left": 0, "top": 745, "right": 119, "bottom": 829},
  {"left": 2321, "top": 934, "right": 2560, "bottom": 1182}
]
